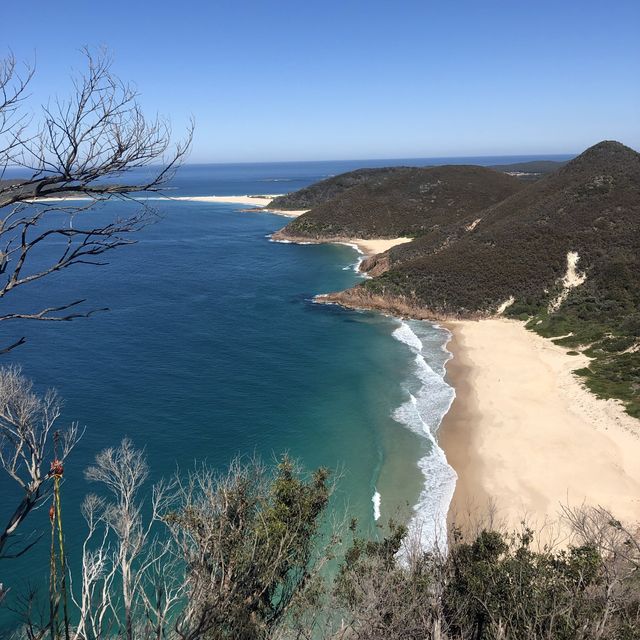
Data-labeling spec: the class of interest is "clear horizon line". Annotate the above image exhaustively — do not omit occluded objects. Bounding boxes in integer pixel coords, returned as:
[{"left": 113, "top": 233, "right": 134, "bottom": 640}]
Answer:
[
  {"left": 0, "top": 151, "right": 582, "bottom": 174},
  {"left": 181, "top": 151, "right": 577, "bottom": 167}
]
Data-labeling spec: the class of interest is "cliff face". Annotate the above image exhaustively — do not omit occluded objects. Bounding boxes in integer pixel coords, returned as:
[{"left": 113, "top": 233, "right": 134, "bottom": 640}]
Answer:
[
  {"left": 319, "top": 288, "right": 485, "bottom": 321},
  {"left": 358, "top": 252, "right": 391, "bottom": 277}
]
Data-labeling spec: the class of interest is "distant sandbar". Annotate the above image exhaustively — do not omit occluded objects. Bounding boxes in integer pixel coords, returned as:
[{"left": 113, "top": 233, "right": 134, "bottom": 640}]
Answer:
[{"left": 172, "top": 195, "right": 308, "bottom": 217}]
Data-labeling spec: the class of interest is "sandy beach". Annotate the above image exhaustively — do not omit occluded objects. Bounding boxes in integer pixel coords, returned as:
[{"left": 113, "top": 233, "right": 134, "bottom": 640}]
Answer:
[
  {"left": 28, "top": 194, "right": 308, "bottom": 217},
  {"left": 275, "top": 235, "right": 413, "bottom": 257},
  {"left": 172, "top": 195, "right": 309, "bottom": 217},
  {"left": 29, "top": 194, "right": 277, "bottom": 205},
  {"left": 172, "top": 195, "right": 278, "bottom": 206},
  {"left": 441, "top": 318, "right": 640, "bottom": 543},
  {"left": 349, "top": 237, "right": 413, "bottom": 256}
]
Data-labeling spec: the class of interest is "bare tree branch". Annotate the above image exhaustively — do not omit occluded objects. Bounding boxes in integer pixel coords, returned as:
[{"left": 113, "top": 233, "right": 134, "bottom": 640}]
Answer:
[
  {"left": 0, "top": 366, "right": 81, "bottom": 560},
  {"left": 0, "top": 47, "right": 193, "bottom": 352}
]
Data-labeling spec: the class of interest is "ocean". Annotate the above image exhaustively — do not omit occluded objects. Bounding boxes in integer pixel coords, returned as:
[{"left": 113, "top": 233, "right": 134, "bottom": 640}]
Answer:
[{"left": 0, "top": 155, "right": 569, "bottom": 629}]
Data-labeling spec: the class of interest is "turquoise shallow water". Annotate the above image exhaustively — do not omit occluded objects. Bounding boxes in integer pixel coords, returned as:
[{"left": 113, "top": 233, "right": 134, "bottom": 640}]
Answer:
[
  {"left": 0, "top": 158, "right": 556, "bottom": 629},
  {"left": 0, "top": 192, "right": 413, "bottom": 628}
]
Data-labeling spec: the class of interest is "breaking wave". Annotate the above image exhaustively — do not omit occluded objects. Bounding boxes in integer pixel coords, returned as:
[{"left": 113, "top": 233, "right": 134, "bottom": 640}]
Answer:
[{"left": 391, "top": 320, "right": 457, "bottom": 550}]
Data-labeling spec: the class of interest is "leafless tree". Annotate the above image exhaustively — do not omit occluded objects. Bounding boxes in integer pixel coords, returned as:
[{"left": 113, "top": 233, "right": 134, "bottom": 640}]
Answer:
[
  {"left": 563, "top": 504, "right": 640, "bottom": 570},
  {"left": 82, "top": 438, "right": 177, "bottom": 640},
  {"left": 563, "top": 505, "right": 640, "bottom": 638},
  {"left": 5, "top": 434, "right": 338, "bottom": 639},
  {"left": 68, "top": 447, "right": 336, "bottom": 640},
  {"left": 3, "top": 438, "right": 181, "bottom": 639},
  {"left": 71, "top": 493, "right": 117, "bottom": 640},
  {"left": 0, "top": 365, "right": 79, "bottom": 560},
  {"left": 0, "top": 48, "right": 192, "bottom": 352}
]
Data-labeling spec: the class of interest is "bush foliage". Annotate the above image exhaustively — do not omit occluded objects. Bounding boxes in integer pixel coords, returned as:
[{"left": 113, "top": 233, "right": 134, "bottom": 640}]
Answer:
[{"left": 333, "top": 141, "right": 640, "bottom": 415}]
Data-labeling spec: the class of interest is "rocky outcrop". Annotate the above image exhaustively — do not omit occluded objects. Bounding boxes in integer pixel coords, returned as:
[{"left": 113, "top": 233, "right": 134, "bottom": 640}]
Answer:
[{"left": 318, "top": 286, "right": 485, "bottom": 321}]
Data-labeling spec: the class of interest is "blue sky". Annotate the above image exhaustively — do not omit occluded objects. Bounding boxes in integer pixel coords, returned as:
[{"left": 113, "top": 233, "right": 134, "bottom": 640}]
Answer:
[{"left": 2, "top": 0, "right": 638, "bottom": 162}]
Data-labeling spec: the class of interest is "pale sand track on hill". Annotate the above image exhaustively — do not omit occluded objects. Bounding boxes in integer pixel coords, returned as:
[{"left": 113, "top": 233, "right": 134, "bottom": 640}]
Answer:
[{"left": 441, "top": 318, "right": 640, "bottom": 543}]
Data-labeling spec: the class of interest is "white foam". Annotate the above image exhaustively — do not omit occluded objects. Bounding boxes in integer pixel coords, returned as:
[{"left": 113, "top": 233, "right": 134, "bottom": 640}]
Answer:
[
  {"left": 333, "top": 242, "right": 371, "bottom": 276},
  {"left": 335, "top": 242, "right": 365, "bottom": 274},
  {"left": 372, "top": 490, "right": 381, "bottom": 521},
  {"left": 337, "top": 242, "right": 364, "bottom": 254},
  {"left": 390, "top": 320, "right": 457, "bottom": 551},
  {"left": 392, "top": 323, "right": 424, "bottom": 352},
  {"left": 343, "top": 256, "right": 366, "bottom": 273},
  {"left": 267, "top": 235, "right": 314, "bottom": 245}
]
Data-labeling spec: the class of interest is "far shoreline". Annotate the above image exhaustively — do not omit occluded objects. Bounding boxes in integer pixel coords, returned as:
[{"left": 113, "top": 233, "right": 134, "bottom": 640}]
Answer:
[
  {"left": 28, "top": 193, "right": 311, "bottom": 217},
  {"left": 172, "top": 195, "right": 312, "bottom": 217}
]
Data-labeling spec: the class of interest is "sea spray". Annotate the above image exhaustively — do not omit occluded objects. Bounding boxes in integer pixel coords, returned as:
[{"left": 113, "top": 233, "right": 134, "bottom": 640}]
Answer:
[
  {"left": 372, "top": 490, "right": 382, "bottom": 521},
  {"left": 339, "top": 243, "right": 367, "bottom": 274},
  {"left": 267, "top": 235, "right": 315, "bottom": 245},
  {"left": 391, "top": 320, "right": 457, "bottom": 550}
]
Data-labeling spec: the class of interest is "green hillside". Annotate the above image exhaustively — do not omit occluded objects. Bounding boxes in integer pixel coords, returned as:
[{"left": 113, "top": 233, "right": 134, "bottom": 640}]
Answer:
[
  {"left": 326, "top": 141, "right": 640, "bottom": 416},
  {"left": 267, "top": 167, "right": 408, "bottom": 211},
  {"left": 275, "top": 165, "right": 523, "bottom": 240}
]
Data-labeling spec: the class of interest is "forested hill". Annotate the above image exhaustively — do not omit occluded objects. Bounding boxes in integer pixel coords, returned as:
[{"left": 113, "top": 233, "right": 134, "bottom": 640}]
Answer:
[
  {"left": 267, "top": 167, "right": 410, "bottom": 211},
  {"left": 273, "top": 165, "right": 523, "bottom": 240},
  {"left": 489, "top": 159, "right": 567, "bottom": 180},
  {"left": 268, "top": 158, "right": 565, "bottom": 213},
  {"left": 325, "top": 140, "right": 640, "bottom": 417}
]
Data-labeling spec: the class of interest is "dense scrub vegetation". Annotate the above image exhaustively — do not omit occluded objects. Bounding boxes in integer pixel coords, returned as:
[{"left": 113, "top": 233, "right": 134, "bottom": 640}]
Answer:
[
  {"left": 325, "top": 515, "right": 640, "bottom": 640},
  {"left": 276, "top": 166, "right": 523, "bottom": 240},
  {"left": 268, "top": 160, "right": 563, "bottom": 213},
  {"left": 321, "top": 141, "right": 640, "bottom": 416},
  {"left": 3, "top": 421, "right": 640, "bottom": 639},
  {"left": 267, "top": 168, "right": 409, "bottom": 211},
  {"left": 489, "top": 159, "right": 567, "bottom": 180}
]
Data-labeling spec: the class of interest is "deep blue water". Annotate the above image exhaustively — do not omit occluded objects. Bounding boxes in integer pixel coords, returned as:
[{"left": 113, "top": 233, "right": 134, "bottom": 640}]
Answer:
[
  {"left": 3, "top": 153, "right": 572, "bottom": 197},
  {"left": 0, "top": 156, "right": 569, "bottom": 629},
  {"left": 131, "top": 154, "right": 573, "bottom": 197}
]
